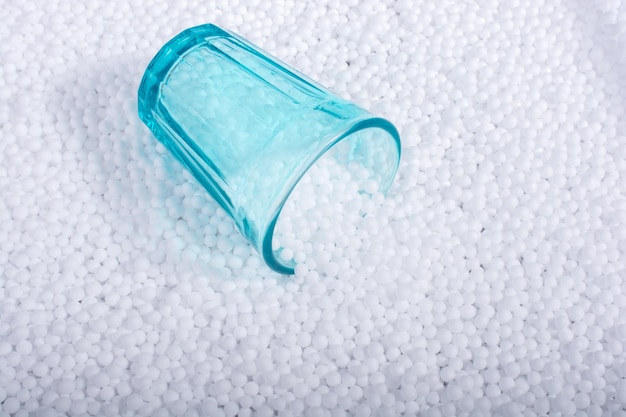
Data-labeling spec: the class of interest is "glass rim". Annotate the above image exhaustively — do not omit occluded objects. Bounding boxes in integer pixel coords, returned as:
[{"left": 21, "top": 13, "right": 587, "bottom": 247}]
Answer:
[{"left": 262, "top": 117, "right": 401, "bottom": 274}]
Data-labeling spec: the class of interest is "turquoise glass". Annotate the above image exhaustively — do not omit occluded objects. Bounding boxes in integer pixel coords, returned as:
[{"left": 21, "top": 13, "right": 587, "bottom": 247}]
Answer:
[{"left": 138, "top": 24, "right": 401, "bottom": 274}]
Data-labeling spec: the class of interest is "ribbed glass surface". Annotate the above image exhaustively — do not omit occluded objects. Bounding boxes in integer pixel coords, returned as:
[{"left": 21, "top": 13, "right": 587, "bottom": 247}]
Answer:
[{"left": 138, "top": 24, "right": 401, "bottom": 274}]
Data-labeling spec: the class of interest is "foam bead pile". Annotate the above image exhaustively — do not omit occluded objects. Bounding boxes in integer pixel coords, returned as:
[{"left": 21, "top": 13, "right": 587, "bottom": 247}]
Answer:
[{"left": 2, "top": 0, "right": 626, "bottom": 416}]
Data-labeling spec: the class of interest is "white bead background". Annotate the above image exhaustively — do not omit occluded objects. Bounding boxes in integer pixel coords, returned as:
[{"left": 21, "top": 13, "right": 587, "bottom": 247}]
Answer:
[{"left": 1, "top": 0, "right": 626, "bottom": 416}]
